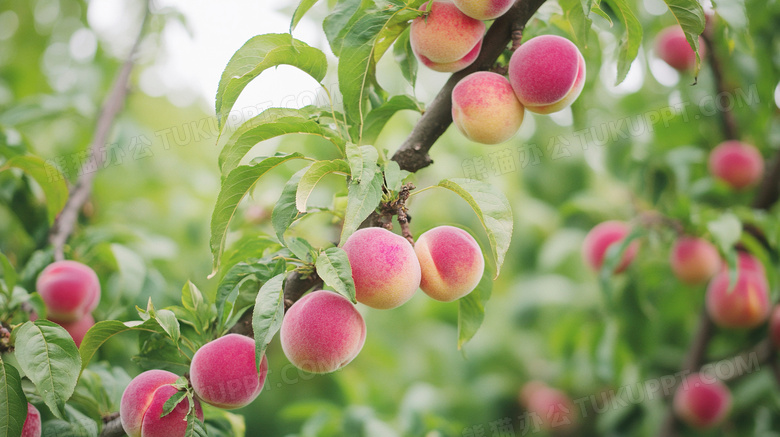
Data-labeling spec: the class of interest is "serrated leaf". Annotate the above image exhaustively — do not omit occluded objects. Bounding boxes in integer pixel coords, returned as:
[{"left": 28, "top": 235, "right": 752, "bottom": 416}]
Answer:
[
  {"left": 393, "top": 27, "right": 418, "bottom": 87},
  {"left": 13, "top": 321, "right": 81, "bottom": 419},
  {"left": 185, "top": 396, "right": 209, "bottom": 437},
  {"left": 458, "top": 268, "right": 493, "bottom": 349},
  {"left": 215, "top": 34, "right": 328, "bottom": 134},
  {"left": 291, "top": 0, "right": 322, "bottom": 32},
  {"left": 161, "top": 389, "right": 188, "bottom": 418},
  {"left": 252, "top": 273, "right": 286, "bottom": 370},
  {"left": 605, "top": 0, "right": 642, "bottom": 85},
  {"left": 0, "top": 361, "right": 27, "bottom": 437},
  {"left": 296, "top": 160, "right": 351, "bottom": 213},
  {"left": 0, "top": 155, "right": 68, "bottom": 224},
  {"left": 155, "top": 310, "right": 181, "bottom": 346},
  {"left": 79, "top": 319, "right": 165, "bottom": 371},
  {"left": 323, "top": 0, "right": 367, "bottom": 56},
  {"left": 360, "top": 95, "right": 422, "bottom": 145},
  {"left": 315, "top": 247, "right": 356, "bottom": 302},
  {"left": 662, "top": 0, "right": 706, "bottom": 76},
  {"left": 210, "top": 153, "right": 306, "bottom": 275},
  {"left": 272, "top": 168, "right": 307, "bottom": 243},
  {"left": 437, "top": 179, "right": 513, "bottom": 277},
  {"left": 340, "top": 172, "right": 383, "bottom": 245}
]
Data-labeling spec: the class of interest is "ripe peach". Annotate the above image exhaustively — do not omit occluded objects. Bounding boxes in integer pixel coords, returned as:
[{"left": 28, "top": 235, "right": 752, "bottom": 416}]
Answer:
[
  {"left": 414, "top": 226, "right": 485, "bottom": 301},
  {"left": 190, "top": 334, "right": 268, "bottom": 409},
  {"left": 705, "top": 268, "right": 770, "bottom": 328},
  {"left": 452, "top": 0, "right": 514, "bottom": 20},
  {"left": 36, "top": 260, "right": 100, "bottom": 322},
  {"left": 736, "top": 251, "right": 765, "bottom": 276},
  {"left": 342, "top": 227, "right": 421, "bottom": 309},
  {"left": 410, "top": 0, "right": 485, "bottom": 72},
  {"left": 582, "top": 221, "right": 639, "bottom": 273},
  {"left": 673, "top": 373, "right": 731, "bottom": 429},
  {"left": 508, "top": 35, "right": 586, "bottom": 114},
  {"left": 669, "top": 237, "right": 721, "bottom": 285},
  {"left": 655, "top": 26, "right": 705, "bottom": 72},
  {"left": 280, "top": 290, "right": 366, "bottom": 373},
  {"left": 22, "top": 403, "right": 41, "bottom": 437},
  {"left": 120, "top": 370, "right": 203, "bottom": 437},
  {"left": 417, "top": 39, "right": 482, "bottom": 73},
  {"left": 52, "top": 314, "right": 95, "bottom": 348},
  {"left": 520, "top": 381, "right": 577, "bottom": 431},
  {"left": 708, "top": 140, "right": 765, "bottom": 190},
  {"left": 451, "top": 72, "right": 525, "bottom": 144}
]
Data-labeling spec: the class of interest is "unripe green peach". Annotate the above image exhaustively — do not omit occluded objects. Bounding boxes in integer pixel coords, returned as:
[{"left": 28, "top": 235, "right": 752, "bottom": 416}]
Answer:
[
  {"left": 520, "top": 381, "right": 577, "bottom": 431},
  {"left": 410, "top": 0, "right": 485, "bottom": 72},
  {"left": 52, "top": 314, "right": 95, "bottom": 348},
  {"left": 452, "top": 0, "right": 514, "bottom": 20},
  {"left": 582, "top": 221, "right": 639, "bottom": 273},
  {"left": 669, "top": 237, "right": 721, "bottom": 285},
  {"left": 452, "top": 72, "right": 525, "bottom": 144},
  {"left": 705, "top": 268, "right": 770, "bottom": 329},
  {"left": 673, "top": 373, "right": 731, "bottom": 429},
  {"left": 22, "top": 403, "right": 41, "bottom": 437},
  {"left": 190, "top": 334, "right": 268, "bottom": 409},
  {"left": 36, "top": 260, "right": 100, "bottom": 322},
  {"left": 708, "top": 140, "right": 765, "bottom": 190},
  {"left": 414, "top": 226, "right": 484, "bottom": 302},
  {"left": 120, "top": 370, "right": 203, "bottom": 437},
  {"left": 342, "top": 227, "right": 421, "bottom": 309},
  {"left": 280, "top": 290, "right": 366, "bottom": 373},
  {"left": 655, "top": 26, "right": 705, "bottom": 72}
]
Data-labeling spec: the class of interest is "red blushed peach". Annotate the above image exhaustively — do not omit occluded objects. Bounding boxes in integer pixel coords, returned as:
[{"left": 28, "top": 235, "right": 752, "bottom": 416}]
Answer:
[
  {"left": 582, "top": 221, "right": 639, "bottom": 273},
  {"left": 280, "top": 290, "right": 366, "bottom": 373},
  {"left": 520, "top": 381, "right": 577, "bottom": 431},
  {"left": 417, "top": 39, "right": 482, "bottom": 73},
  {"left": 673, "top": 373, "right": 731, "bottom": 429},
  {"left": 120, "top": 370, "right": 203, "bottom": 437},
  {"left": 190, "top": 334, "right": 268, "bottom": 409},
  {"left": 452, "top": 72, "right": 525, "bottom": 144},
  {"left": 342, "top": 227, "right": 421, "bottom": 309},
  {"left": 452, "top": 0, "right": 514, "bottom": 20},
  {"left": 705, "top": 268, "right": 770, "bottom": 329},
  {"left": 410, "top": 1, "right": 485, "bottom": 65},
  {"left": 36, "top": 260, "right": 100, "bottom": 322},
  {"left": 52, "top": 314, "right": 95, "bottom": 348},
  {"left": 669, "top": 237, "right": 721, "bottom": 285},
  {"left": 708, "top": 140, "right": 765, "bottom": 190},
  {"left": 22, "top": 403, "right": 41, "bottom": 437},
  {"left": 508, "top": 35, "right": 586, "bottom": 114},
  {"left": 414, "top": 226, "right": 485, "bottom": 302},
  {"left": 735, "top": 251, "right": 765, "bottom": 276},
  {"left": 655, "top": 26, "right": 705, "bottom": 72}
]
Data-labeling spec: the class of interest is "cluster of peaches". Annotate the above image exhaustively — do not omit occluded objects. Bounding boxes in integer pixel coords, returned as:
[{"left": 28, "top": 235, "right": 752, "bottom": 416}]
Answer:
[{"left": 410, "top": 0, "right": 586, "bottom": 144}]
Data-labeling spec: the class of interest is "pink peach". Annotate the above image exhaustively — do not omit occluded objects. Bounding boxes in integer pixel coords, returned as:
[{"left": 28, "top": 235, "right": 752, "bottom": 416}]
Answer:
[
  {"left": 120, "top": 370, "right": 203, "bottom": 437},
  {"left": 417, "top": 39, "right": 482, "bottom": 73},
  {"left": 36, "top": 260, "right": 100, "bottom": 322},
  {"left": 706, "top": 268, "right": 770, "bottom": 329},
  {"left": 708, "top": 140, "right": 764, "bottom": 190},
  {"left": 669, "top": 237, "right": 721, "bottom": 285},
  {"left": 410, "top": 0, "right": 485, "bottom": 69},
  {"left": 655, "top": 26, "right": 705, "bottom": 72},
  {"left": 452, "top": 0, "right": 514, "bottom": 20},
  {"left": 673, "top": 373, "right": 731, "bottom": 429},
  {"left": 52, "top": 314, "right": 95, "bottom": 348},
  {"left": 582, "top": 221, "right": 639, "bottom": 273},
  {"left": 414, "top": 226, "right": 485, "bottom": 301},
  {"left": 520, "top": 381, "right": 577, "bottom": 431},
  {"left": 452, "top": 72, "right": 525, "bottom": 144},
  {"left": 22, "top": 403, "right": 41, "bottom": 437}
]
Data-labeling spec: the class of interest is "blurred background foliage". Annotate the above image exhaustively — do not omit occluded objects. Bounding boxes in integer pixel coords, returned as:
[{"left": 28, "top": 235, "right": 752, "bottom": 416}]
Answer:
[{"left": 1, "top": 0, "right": 780, "bottom": 435}]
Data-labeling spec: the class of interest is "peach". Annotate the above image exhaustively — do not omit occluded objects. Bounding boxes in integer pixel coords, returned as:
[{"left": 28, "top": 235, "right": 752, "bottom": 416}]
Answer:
[
  {"left": 708, "top": 140, "right": 765, "bottom": 190},
  {"left": 452, "top": 0, "right": 514, "bottom": 20},
  {"left": 673, "top": 373, "right": 731, "bottom": 429},
  {"left": 190, "top": 334, "right": 268, "bottom": 409},
  {"left": 36, "top": 260, "right": 100, "bottom": 322},
  {"left": 280, "top": 290, "right": 366, "bottom": 373},
  {"left": 655, "top": 26, "right": 705, "bottom": 72},
  {"left": 410, "top": 0, "right": 485, "bottom": 71},
  {"left": 22, "top": 403, "right": 41, "bottom": 437},
  {"left": 735, "top": 251, "right": 765, "bottom": 276},
  {"left": 342, "top": 227, "right": 421, "bottom": 309},
  {"left": 770, "top": 305, "right": 780, "bottom": 349},
  {"left": 582, "top": 221, "right": 639, "bottom": 273},
  {"left": 669, "top": 237, "right": 721, "bottom": 285},
  {"left": 52, "top": 314, "right": 95, "bottom": 348},
  {"left": 417, "top": 39, "right": 482, "bottom": 73},
  {"left": 705, "top": 268, "right": 770, "bottom": 328},
  {"left": 120, "top": 370, "right": 203, "bottom": 437},
  {"left": 508, "top": 35, "right": 586, "bottom": 114},
  {"left": 414, "top": 226, "right": 485, "bottom": 301},
  {"left": 451, "top": 72, "right": 525, "bottom": 144},
  {"left": 520, "top": 381, "right": 577, "bottom": 431}
]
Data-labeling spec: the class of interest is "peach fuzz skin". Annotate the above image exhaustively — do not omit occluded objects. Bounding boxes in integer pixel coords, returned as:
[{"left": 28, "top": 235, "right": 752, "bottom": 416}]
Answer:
[
  {"left": 452, "top": 72, "right": 525, "bottom": 144},
  {"left": 342, "top": 227, "right": 422, "bottom": 309},
  {"left": 190, "top": 334, "right": 269, "bottom": 409},
  {"left": 582, "top": 221, "right": 638, "bottom": 273},
  {"left": 414, "top": 226, "right": 485, "bottom": 302},
  {"left": 280, "top": 290, "right": 366, "bottom": 373},
  {"left": 417, "top": 39, "right": 482, "bottom": 73},
  {"left": 673, "top": 373, "right": 731, "bottom": 429},
  {"left": 705, "top": 268, "right": 770, "bottom": 329},
  {"left": 508, "top": 35, "right": 586, "bottom": 114},
  {"left": 120, "top": 370, "right": 203, "bottom": 437},
  {"left": 452, "top": 0, "right": 514, "bottom": 20},
  {"left": 655, "top": 26, "right": 705, "bottom": 72},
  {"left": 410, "top": 0, "right": 484, "bottom": 67},
  {"left": 708, "top": 140, "right": 764, "bottom": 190},
  {"left": 22, "top": 403, "right": 41, "bottom": 437},
  {"left": 669, "top": 237, "right": 721, "bottom": 285},
  {"left": 36, "top": 260, "right": 100, "bottom": 322}
]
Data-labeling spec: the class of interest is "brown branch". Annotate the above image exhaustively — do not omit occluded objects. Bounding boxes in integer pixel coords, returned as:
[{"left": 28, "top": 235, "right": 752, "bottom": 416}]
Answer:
[
  {"left": 700, "top": 28, "right": 739, "bottom": 141},
  {"left": 391, "top": 0, "right": 548, "bottom": 172},
  {"left": 48, "top": 8, "right": 150, "bottom": 262}
]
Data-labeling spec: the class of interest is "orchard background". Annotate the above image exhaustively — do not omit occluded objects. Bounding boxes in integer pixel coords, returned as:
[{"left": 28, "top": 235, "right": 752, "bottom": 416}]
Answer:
[{"left": 1, "top": 0, "right": 780, "bottom": 436}]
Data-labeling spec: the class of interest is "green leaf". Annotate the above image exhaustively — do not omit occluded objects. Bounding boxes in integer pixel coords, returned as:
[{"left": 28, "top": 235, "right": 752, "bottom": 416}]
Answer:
[
  {"left": 0, "top": 361, "right": 27, "bottom": 437},
  {"left": 707, "top": 213, "right": 742, "bottom": 253},
  {"left": 0, "top": 252, "right": 16, "bottom": 296},
  {"left": 291, "top": 0, "right": 322, "bottom": 32},
  {"left": 393, "top": 27, "right": 418, "bottom": 87},
  {"left": 383, "top": 161, "right": 402, "bottom": 193},
  {"left": 0, "top": 155, "right": 68, "bottom": 224},
  {"left": 210, "top": 153, "right": 306, "bottom": 275},
  {"left": 272, "top": 168, "right": 307, "bottom": 243},
  {"left": 161, "top": 388, "right": 188, "bottom": 418},
  {"left": 13, "top": 321, "right": 81, "bottom": 419},
  {"left": 296, "top": 160, "right": 351, "bottom": 213},
  {"left": 79, "top": 319, "right": 164, "bottom": 370},
  {"left": 315, "top": 247, "right": 356, "bottom": 302},
  {"left": 360, "top": 95, "right": 422, "bottom": 145},
  {"left": 185, "top": 395, "right": 209, "bottom": 437},
  {"left": 219, "top": 108, "right": 345, "bottom": 176},
  {"left": 286, "top": 237, "right": 315, "bottom": 262},
  {"left": 252, "top": 273, "right": 286, "bottom": 370},
  {"left": 458, "top": 268, "right": 493, "bottom": 350},
  {"left": 215, "top": 34, "right": 328, "bottom": 134},
  {"left": 604, "top": 0, "right": 643, "bottom": 85},
  {"left": 437, "top": 179, "right": 513, "bottom": 277},
  {"left": 323, "top": 0, "right": 366, "bottom": 56},
  {"left": 340, "top": 172, "right": 383, "bottom": 246},
  {"left": 346, "top": 144, "right": 379, "bottom": 185},
  {"left": 182, "top": 281, "right": 205, "bottom": 316},
  {"left": 559, "top": 0, "right": 594, "bottom": 46},
  {"left": 154, "top": 310, "right": 181, "bottom": 346},
  {"left": 661, "top": 0, "right": 706, "bottom": 76}
]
